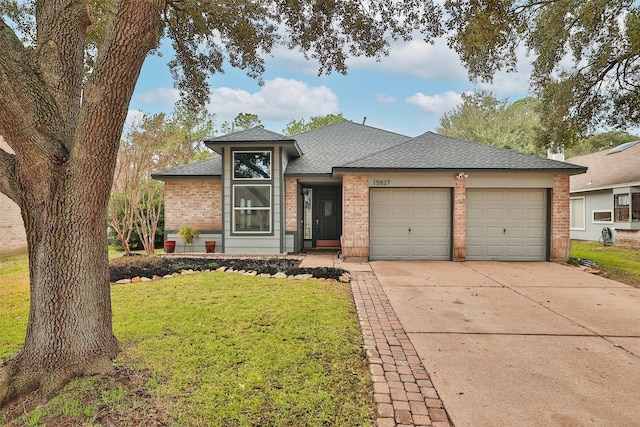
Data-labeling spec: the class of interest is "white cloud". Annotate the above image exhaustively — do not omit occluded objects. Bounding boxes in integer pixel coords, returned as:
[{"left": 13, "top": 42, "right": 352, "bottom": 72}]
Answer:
[
  {"left": 375, "top": 93, "right": 396, "bottom": 104},
  {"left": 123, "top": 109, "right": 145, "bottom": 133},
  {"left": 134, "top": 87, "right": 180, "bottom": 106},
  {"left": 406, "top": 91, "right": 463, "bottom": 115},
  {"left": 207, "top": 77, "right": 338, "bottom": 122},
  {"left": 352, "top": 37, "right": 468, "bottom": 81}
]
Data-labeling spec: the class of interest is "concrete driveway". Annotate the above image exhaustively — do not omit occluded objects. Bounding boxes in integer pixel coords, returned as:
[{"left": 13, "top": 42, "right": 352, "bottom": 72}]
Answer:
[{"left": 371, "top": 261, "right": 640, "bottom": 427}]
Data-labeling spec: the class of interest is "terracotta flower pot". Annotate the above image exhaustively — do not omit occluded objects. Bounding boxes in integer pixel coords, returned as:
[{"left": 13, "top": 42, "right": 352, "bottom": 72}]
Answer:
[
  {"left": 205, "top": 241, "right": 216, "bottom": 253},
  {"left": 164, "top": 240, "right": 176, "bottom": 253}
]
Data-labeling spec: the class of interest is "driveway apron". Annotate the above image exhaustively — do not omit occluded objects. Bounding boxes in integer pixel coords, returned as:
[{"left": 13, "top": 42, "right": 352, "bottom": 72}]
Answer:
[{"left": 371, "top": 261, "right": 640, "bottom": 427}]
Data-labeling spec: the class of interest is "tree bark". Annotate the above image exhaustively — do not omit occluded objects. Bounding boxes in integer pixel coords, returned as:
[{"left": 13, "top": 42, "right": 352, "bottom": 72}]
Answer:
[{"left": 0, "top": 0, "right": 164, "bottom": 406}]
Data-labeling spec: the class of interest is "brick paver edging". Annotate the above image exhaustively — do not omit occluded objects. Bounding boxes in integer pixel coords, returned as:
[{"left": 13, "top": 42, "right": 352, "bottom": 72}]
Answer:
[{"left": 351, "top": 272, "right": 453, "bottom": 427}]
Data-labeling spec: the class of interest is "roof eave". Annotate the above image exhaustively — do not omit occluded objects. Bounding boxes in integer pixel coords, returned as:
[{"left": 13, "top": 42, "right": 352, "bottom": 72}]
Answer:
[
  {"left": 204, "top": 139, "right": 303, "bottom": 157},
  {"left": 151, "top": 174, "right": 221, "bottom": 181},
  {"left": 331, "top": 167, "right": 588, "bottom": 175}
]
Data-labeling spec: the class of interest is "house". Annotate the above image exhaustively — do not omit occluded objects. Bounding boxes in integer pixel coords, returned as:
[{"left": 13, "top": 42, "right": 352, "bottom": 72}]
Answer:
[
  {"left": 0, "top": 136, "right": 27, "bottom": 256},
  {"left": 152, "top": 121, "right": 586, "bottom": 261},
  {"left": 567, "top": 141, "right": 640, "bottom": 247}
]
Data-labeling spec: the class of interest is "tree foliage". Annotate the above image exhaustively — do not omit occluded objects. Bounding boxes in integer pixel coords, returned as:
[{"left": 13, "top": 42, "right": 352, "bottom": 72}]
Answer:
[
  {"left": 283, "top": 113, "right": 345, "bottom": 135},
  {"left": 0, "top": 0, "right": 444, "bottom": 405},
  {"left": 444, "top": 0, "right": 640, "bottom": 150},
  {"left": 109, "top": 105, "right": 215, "bottom": 254},
  {"left": 221, "top": 113, "right": 263, "bottom": 134},
  {"left": 565, "top": 131, "right": 639, "bottom": 158},
  {"left": 438, "top": 91, "right": 544, "bottom": 155}
]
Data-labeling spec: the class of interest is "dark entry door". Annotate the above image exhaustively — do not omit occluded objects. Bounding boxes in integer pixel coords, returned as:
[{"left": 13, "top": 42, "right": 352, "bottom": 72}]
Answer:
[{"left": 313, "top": 186, "right": 342, "bottom": 247}]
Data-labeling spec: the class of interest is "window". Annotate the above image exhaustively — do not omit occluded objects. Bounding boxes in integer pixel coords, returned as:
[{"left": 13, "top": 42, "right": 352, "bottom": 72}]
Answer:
[
  {"left": 570, "top": 197, "right": 585, "bottom": 230},
  {"left": 614, "top": 194, "right": 630, "bottom": 221},
  {"left": 303, "top": 188, "right": 313, "bottom": 240},
  {"left": 234, "top": 151, "right": 271, "bottom": 179},
  {"left": 233, "top": 185, "right": 271, "bottom": 233},
  {"left": 634, "top": 193, "right": 640, "bottom": 222},
  {"left": 592, "top": 210, "right": 613, "bottom": 223}
]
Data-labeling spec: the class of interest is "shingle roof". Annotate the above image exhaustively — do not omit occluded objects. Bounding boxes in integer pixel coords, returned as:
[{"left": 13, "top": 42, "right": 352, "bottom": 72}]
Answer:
[
  {"left": 284, "top": 120, "right": 410, "bottom": 175},
  {"left": 335, "top": 131, "right": 587, "bottom": 173},
  {"left": 204, "top": 126, "right": 302, "bottom": 157},
  {"left": 152, "top": 124, "right": 587, "bottom": 179},
  {"left": 206, "top": 126, "right": 292, "bottom": 142},
  {"left": 567, "top": 141, "right": 640, "bottom": 192},
  {"left": 151, "top": 156, "right": 221, "bottom": 179}
]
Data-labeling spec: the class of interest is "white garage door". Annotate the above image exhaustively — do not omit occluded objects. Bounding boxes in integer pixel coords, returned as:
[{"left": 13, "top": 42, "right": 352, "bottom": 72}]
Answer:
[
  {"left": 370, "top": 188, "right": 451, "bottom": 260},
  {"left": 466, "top": 189, "right": 547, "bottom": 261}
]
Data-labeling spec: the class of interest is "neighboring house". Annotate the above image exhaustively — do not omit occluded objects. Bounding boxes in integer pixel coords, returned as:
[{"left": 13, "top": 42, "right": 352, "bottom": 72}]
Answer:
[
  {"left": 0, "top": 136, "right": 27, "bottom": 256},
  {"left": 152, "top": 121, "right": 586, "bottom": 261},
  {"left": 567, "top": 141, "right": 640, "bottom": 247}
]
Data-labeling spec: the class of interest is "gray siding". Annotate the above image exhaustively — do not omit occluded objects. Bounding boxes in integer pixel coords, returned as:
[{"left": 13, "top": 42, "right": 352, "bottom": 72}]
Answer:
[
  {"left": 166, "top": 232, "right": 222, "bottom": 253},
  {"left": 222, "top": 146, "right": 285, "bottom": 254},
  {"left": 570, "top": 190, "right": 615, "bottom": 242}
]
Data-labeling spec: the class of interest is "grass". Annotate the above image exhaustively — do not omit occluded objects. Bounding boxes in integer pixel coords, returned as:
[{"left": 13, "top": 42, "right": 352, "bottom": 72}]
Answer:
[
  {"left": 0, "top": 254, "right": 373, "bottom": 426},
  {"left": 570, "top": 240, "right": 640, "bottom": 287}
]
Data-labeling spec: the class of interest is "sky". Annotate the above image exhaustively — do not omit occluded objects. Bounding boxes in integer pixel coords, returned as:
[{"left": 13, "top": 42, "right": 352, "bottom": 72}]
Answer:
[{"left": 127, "top": 34, "right": 535, "bottom": 138}]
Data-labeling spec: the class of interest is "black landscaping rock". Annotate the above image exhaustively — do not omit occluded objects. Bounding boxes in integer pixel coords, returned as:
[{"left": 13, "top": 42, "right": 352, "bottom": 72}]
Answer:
[{"left": 109, "top": 256, "right": 348, "bottom": 282}]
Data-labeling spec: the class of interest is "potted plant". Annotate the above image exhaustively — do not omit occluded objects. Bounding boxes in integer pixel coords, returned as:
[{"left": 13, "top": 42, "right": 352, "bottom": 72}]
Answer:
[
  {"left": 178, "top": 226, "right": 200, "bottom": 252},
  {"left": 164, "top": 240, "right": 176, "bottom": 253}
]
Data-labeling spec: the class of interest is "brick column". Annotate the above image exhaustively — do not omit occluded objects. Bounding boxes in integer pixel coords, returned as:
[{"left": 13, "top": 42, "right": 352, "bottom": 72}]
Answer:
[
  {"left": 341, "top": 174, "right": 369, "bottom": 261},
  {"left": 285, "top": 178, "right": 298, "bottom": 232},
  {"left": 550, "top": 174, "right": 571, "bottom": 261},
  {"left": 453, "top": 175, "right": 466, "bottom": 261}
]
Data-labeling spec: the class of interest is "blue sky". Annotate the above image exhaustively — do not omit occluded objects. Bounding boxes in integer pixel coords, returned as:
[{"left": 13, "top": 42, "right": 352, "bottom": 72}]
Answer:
[{"left": 128, "top": 35, "right": 534, "bottom": 137}]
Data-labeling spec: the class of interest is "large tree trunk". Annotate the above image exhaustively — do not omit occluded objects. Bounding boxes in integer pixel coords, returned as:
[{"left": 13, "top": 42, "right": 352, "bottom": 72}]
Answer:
[
  {"left": 0, "top": 0, "right": 164, "bottom": 406},
  {"left": 0, "top": 172, "right": 118, "bottom": 402}
]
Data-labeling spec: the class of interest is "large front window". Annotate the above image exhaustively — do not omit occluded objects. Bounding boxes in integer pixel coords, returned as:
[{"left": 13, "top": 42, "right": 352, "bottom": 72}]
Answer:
[
  {"left": 234, "top": 151, "right": 271, "bottom": 179},
  {"left": 233, "top": 185, "right": 271, "bottom": 233}
]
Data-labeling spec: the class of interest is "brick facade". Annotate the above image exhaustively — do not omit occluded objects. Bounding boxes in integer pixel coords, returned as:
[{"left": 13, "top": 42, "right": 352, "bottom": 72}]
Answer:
[
  {"left": 164, "top": 179, "right": 222, "bottom": 231},
  {"left": 614, "top": 229, "right": 640, "bottom": 249},
  {"left": 453, "top": 176, "right": 466, "bottom": 261},
  {"left": 550, "top": 174, "right": 571, "bottom": 261},
  {"left": 285, "top": 178, "right": 298, "bottom": 232},
  {"left": 341, "top": 174, "right": 369, "bottom": 260},
  {"left": 0, "top": 193, "right": 27, "bottom": 256}
]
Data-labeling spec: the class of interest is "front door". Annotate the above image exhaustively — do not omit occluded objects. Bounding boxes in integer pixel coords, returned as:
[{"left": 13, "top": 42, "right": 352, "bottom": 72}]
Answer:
[{"left": 313, "top": 186, "right": 342, "bottom": 247}]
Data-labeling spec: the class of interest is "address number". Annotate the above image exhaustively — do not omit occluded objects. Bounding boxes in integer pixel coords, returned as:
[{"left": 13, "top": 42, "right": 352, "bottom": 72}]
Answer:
[{"left": 373, "top": 179, "right": 391, "bottom": 186}]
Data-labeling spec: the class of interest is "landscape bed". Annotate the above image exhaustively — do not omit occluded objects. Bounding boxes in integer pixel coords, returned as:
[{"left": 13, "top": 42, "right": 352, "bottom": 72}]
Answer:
[{"left": 109, "top": 255, "right": 348, "bottom": 282}]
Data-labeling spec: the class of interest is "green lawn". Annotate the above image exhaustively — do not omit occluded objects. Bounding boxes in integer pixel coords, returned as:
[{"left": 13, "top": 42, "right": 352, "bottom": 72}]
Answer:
[
  {"left": 570, "top": 240, "right": 640, "bottom": 287},
  {"left": 0, "top": 254, "right": 373, "bottom": 426}
]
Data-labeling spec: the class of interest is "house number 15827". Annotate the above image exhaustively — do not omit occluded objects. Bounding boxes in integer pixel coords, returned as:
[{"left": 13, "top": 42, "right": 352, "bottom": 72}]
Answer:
[{"left": 373, "top": 179, "right": 391, "bottom": 186}]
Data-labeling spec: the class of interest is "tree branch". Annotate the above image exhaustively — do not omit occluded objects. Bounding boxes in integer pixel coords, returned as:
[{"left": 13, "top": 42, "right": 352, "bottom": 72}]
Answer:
[
  {"left": 0, "top": 16, "right": 69, "bottom": 169},
  {"left": 35, "top": 1, "right": 92, "bottom": 146},
  {"left": 0, "top": 146, "right": 21, "bottom": 205},
  {"left": 71, "top": 0, "right": 163, "bottom": 199}
]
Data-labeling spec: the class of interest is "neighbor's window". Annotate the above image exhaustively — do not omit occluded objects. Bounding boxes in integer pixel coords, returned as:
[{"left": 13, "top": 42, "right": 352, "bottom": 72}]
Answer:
[
  {"left": 233, "top": 185, "right": 271, "bottom": 233},
  {"left": 614, "top": 194, "right": 630, "bottom": 221},
  {"left": 592, "top": 210, "right": 613, "bottom": 223},
  {"left": 234, "top": 151, "right": 271, "bottom": 179},
  {"left": 633, "top": 193, "right": 640, "bottom": 222},
  {"left": 570, "top": 197, "right": 585, "bottom": 230}
]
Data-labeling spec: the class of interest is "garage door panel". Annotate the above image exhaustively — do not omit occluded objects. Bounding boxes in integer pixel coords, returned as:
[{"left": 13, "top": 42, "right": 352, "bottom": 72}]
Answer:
[
  {"left": 528, "top": 208, "right": 545, "bottom": 220},
  {"left": 467, "top": 189, "right": 547, "bottom": 261},
  {"left": 412, "top": 209, "right": 430, "bottom": 220},
  {"left": 370, "top": 188, "right": 451, "bottom": 260}
]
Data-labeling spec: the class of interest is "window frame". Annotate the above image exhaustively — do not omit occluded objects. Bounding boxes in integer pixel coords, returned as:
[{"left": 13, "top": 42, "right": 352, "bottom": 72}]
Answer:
[
  {"left": 233, "top": 150, "right": 272, "bottom": 180},
  {"left": 592, "top": 209, "right": 613, "bottom": 224},
  {"left": 570, "top": 197, "right": 586, "bottom": 231},
  {"left": 232, "top": 184, "right": 272, "bottom": 234}
]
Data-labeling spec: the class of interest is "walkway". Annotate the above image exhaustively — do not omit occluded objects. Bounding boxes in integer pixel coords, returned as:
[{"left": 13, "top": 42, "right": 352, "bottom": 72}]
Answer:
[{"left": 300, "top": 255, "right": 452, "bottom": 427}]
